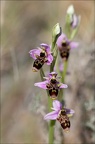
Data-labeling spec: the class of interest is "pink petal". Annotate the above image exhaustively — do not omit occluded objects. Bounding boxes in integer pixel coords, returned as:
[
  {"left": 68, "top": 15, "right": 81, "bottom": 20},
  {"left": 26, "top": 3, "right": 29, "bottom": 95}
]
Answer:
[
  {"left": 29, "top": 49, "right": 41, "bottom": 59},
  {"left": 40, "top": 43, "right": 50, "bottom": 53},
  {"left": 65, "top": 108, "right": 75, "bottom": 117},
  {"left": 53, "top": 100, "right": 62, "bottom": 111},
  {"left": 59, "top": 83, "right": 68, "bottom": 88},
  {"left": 72, "top": 14, "right": 78, "bottom": 28},
  {"left": 56, "top": 33, "right": 68, "bottom": 48},
  {"left": 44, "top": 111, "right": 58, "bottom": 120},
  {"left": 46, "top": 54, "right": 53, "bottom": 65},
  {"left": 34, "top": 81, "right": 48, "bottom": 89},
  {"left": 70, "top": 42, "right": 79, "bottom": 49}
]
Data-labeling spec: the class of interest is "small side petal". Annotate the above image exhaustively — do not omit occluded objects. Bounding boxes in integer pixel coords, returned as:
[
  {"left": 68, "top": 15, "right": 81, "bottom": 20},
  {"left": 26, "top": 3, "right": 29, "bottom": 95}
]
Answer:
[
  {"left": 65, "top": 108, "right": 75, "bottom": 117},
  {"left": 34, "top": 81, "right": 48, "bottom": 89},
  {"left": 70, "top": 42, "right": 79, "bottom": 49},
  {"left": 44, "top": 111, "right": 58, "bottom": 120},
  {"left": 53, "top": 100, "right": 62, "bottom": 111},
  {"left": 29, "top": 49, "right": 40, "bottom": 59},
  {"left": 59, "top": 83, "right": 68, "bottom": 88}
]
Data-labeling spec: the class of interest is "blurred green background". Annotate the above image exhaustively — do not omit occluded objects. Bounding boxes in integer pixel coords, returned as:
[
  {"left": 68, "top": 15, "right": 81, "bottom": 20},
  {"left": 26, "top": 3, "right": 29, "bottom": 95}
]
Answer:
[{"left": 1, "top": 1, "right": 95, "bottom": 144}]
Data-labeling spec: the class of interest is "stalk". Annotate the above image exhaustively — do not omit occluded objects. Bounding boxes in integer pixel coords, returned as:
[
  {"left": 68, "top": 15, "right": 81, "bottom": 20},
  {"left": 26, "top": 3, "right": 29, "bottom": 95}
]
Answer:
[
  {"left": 48, "top": 96, "right": 56, "bottom": 144},
  {"left": 62, "top": 60, "right": 68, "bottom": 83},
  {"left": 48, "top": 23, "right": 61, "bottom": 144}
]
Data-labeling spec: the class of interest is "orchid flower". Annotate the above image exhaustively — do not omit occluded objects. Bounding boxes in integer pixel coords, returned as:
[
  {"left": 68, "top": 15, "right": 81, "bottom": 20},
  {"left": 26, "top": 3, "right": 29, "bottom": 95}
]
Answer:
[
  {"left": 56, "top": 33, "right": 78, "bottom": 60},
  {"left": 34, "top": 72, "right": 68, "bottom": 99},
  {"left": 29, "top": 43, "right": 53, "bottom": 72},
  {"left": 44, "top": 100, "right": 75, "bottom": 131}
]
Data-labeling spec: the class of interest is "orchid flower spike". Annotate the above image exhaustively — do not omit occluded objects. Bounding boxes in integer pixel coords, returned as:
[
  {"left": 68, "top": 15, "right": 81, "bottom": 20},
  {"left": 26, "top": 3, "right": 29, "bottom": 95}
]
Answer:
[
  {"left": 34, "top": 72, "right": 68, "bottom": 99},
  {"left": 56, "top": 33, "right": 79, "bottom": 60},
  {"left": 44, "top": 100, "right": 75, "bottom": 131},
  {"left": 29, "top": 43, "right": 53, "bottom": 72}
]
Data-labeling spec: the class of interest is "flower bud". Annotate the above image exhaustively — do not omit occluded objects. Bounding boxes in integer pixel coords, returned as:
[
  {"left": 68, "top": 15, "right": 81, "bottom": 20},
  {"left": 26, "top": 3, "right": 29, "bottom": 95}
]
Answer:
[{"left": 67, "top": 5, "right": 74, "bottom": 15}]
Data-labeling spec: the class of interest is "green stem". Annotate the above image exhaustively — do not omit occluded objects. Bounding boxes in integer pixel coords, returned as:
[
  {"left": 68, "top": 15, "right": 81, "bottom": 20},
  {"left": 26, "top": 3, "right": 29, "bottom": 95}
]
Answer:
[
  {"left": 48, "top": 53, "right": 58, "bottom": 144},
  {"left": 55, "top": 54, "right": 61, "bottom": 77},
  {"left": 62, "top": 60, "right": 68, "bottom": 83},
  {"left": 48, "top": 97, "right": 52, "bottom": 112},
  {"left": 48, "top": 24, "right": 61, "bottom": 144},
  {"left": 40, "top": 68, "right": 49, "bottom": 96},
  {"left": 40, "top": 69, "right": 56, "bottom": 144},
  {"left": 48, "top": 97, "right": 55, "bottom": 144},
  {"left": 59, "top": 61, "right": 68, "bottom": 102},
  {"left": 50, "top": 47, "right": 58, "bottom": 72},
  {"left": 40, "top": 68, "right": 45, "bottom": 81},
  {"left": 48, "top": 44, "right": 57, "bottom": 144},
  {"left": 49, "top": 120, "right": 56, "bottom": 144}
]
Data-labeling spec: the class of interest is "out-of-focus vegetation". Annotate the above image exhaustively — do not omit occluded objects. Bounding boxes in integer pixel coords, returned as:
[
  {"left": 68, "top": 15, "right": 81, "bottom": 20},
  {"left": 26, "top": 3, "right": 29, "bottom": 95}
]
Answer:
[{"left": 1, "top": 1, "right": 95, "bottom": 144}]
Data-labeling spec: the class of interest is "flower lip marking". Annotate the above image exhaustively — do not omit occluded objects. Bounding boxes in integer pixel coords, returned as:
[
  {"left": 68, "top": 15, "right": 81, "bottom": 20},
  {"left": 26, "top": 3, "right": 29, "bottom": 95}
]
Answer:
[
  {"left": 57, "top": 109, "right": 70, "bottom": 131},
  {"left": 40, "top": 51, "right": 46, "bottom": 57},
  {"left": 33, "top": 57, "right": 45, "bottom": 71},
  {"left": 49, "top": 87, "right": 58, "bottom": 99},
  {"left": 50, "top": 77, "right": 57, "bottom": 84},
  {"left": 46, "top": 76, "right": 60, "bottom": 99}
]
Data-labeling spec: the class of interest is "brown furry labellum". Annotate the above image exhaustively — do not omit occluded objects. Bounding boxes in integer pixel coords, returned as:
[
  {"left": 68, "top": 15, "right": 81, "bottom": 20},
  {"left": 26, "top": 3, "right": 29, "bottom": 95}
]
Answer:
[
  {"left": 46, "top": 76, "right": 59, "bottom": 99},
  {"left": 32, "top": 51, "right": 47, "bottom": 72},
  {"left": 57, "top": 109, "right": 70, "bottom": 131},
  {"left": 59, "top": 41, "right": 70, "bottom": 60}
]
